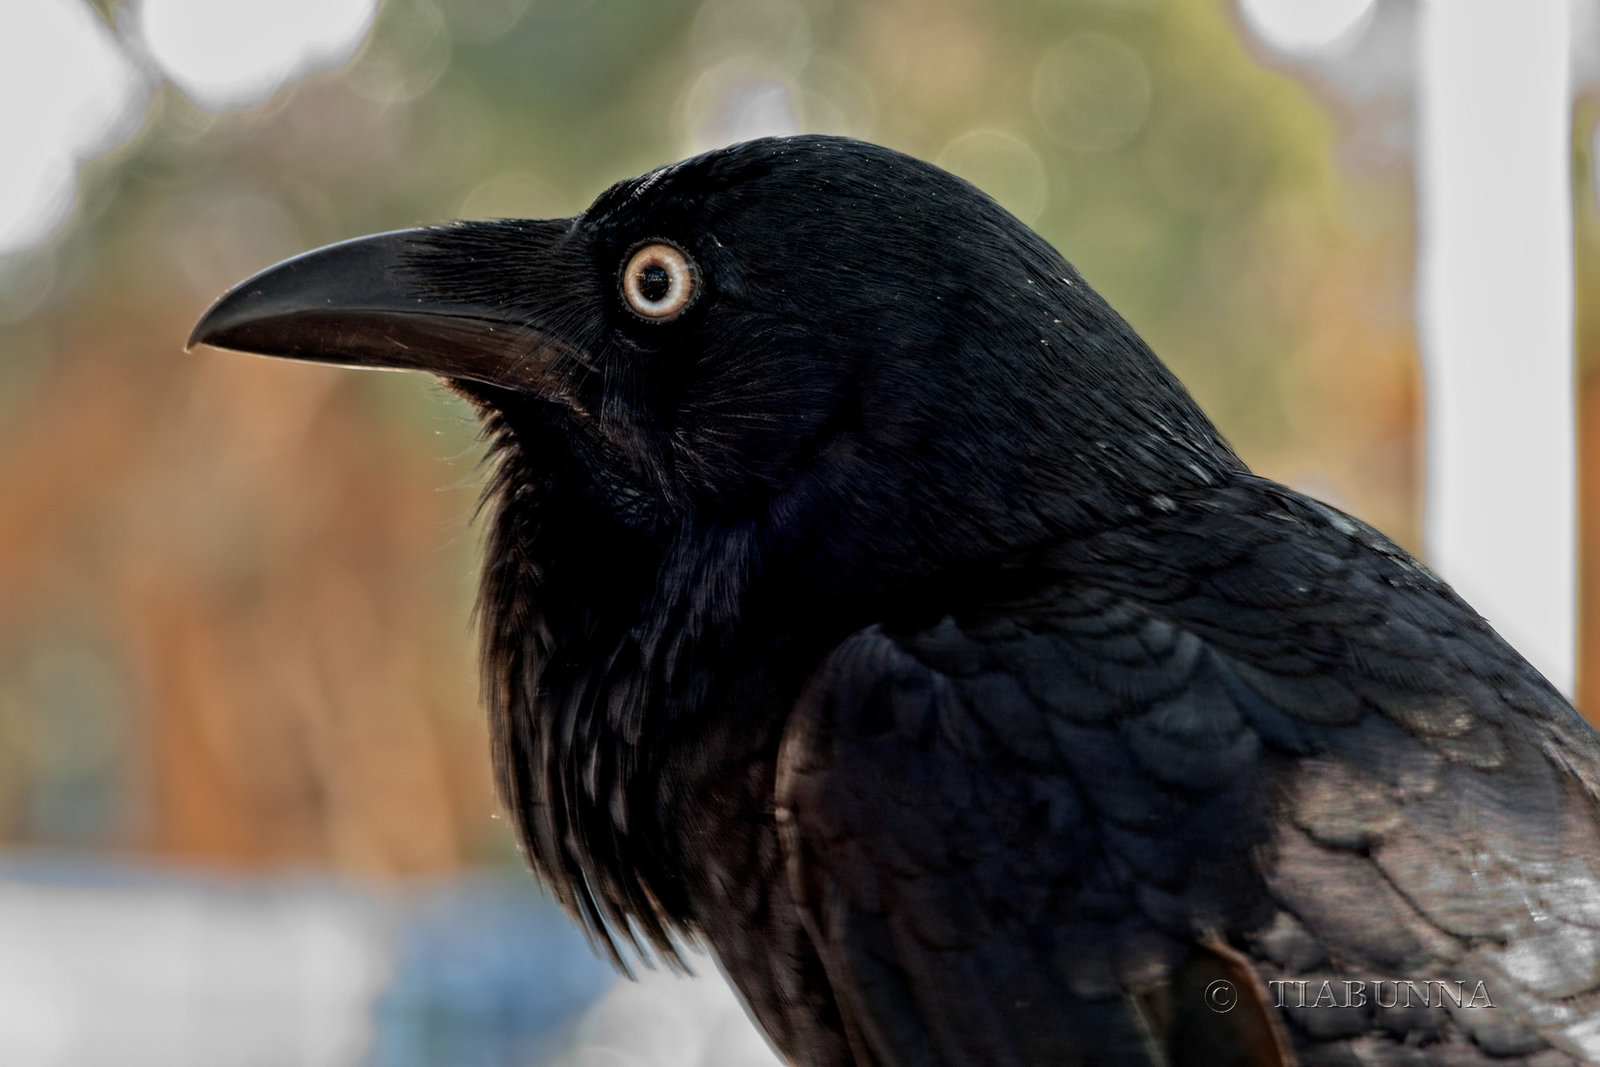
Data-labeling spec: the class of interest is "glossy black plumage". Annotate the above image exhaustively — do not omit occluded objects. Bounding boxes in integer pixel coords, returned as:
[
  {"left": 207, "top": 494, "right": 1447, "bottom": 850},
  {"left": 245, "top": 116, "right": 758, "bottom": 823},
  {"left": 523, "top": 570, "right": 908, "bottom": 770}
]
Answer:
[{"left": 191, "top": 136, "right": 1600, "bottom": 1065}]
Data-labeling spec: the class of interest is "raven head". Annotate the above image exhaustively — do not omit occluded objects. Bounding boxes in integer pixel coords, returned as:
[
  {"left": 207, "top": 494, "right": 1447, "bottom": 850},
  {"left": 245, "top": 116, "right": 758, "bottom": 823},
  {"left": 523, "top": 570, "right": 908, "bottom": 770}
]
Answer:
[{"left": 192, "top": 136, "right": 1240, "bottom": 592}]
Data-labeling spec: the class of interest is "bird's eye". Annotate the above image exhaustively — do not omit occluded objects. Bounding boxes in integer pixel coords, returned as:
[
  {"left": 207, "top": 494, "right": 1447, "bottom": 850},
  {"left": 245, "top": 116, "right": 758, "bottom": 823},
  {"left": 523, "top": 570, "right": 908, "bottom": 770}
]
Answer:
[{"left": 621, "top": 242, "right": 696, "bottom": 321}]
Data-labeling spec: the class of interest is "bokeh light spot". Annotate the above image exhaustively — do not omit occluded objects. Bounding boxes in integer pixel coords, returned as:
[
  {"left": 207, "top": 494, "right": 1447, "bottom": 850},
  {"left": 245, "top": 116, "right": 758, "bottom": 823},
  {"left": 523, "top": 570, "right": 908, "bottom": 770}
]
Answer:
[
  {"left": 794, "top": 57, "right": 877, "bottom": 138},
  {"left": 346, "top": 0, "right": 452, "bottom": 105},
  {"left": 0, "top": 1, "right": 145, "bottom": 257},
  {"left": 937, "top": 129, "right": 1048, "bottom": 225},
  {"left": 1237, "top": 0, "right": 1377, "bottom": 54},
  {"left": 682, "top": 59, "right": 800, "bottom": 152},
  {"left": 135, "top": 0, "right": 380, "bottom": 112}
]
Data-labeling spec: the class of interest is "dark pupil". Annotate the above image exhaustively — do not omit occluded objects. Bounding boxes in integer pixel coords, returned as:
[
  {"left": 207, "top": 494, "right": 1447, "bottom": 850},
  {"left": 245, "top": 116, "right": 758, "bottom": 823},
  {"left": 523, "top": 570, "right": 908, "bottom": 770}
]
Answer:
[{"left": 638, "top": 262, "right": 672, "bottom": 302}]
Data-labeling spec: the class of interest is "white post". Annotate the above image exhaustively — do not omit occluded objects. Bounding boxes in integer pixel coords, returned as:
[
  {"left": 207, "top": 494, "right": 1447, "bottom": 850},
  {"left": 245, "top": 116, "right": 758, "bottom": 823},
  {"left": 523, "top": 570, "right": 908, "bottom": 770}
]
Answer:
[{"left": 1416, "top": 0, "right": 1576, "bottom": 695}]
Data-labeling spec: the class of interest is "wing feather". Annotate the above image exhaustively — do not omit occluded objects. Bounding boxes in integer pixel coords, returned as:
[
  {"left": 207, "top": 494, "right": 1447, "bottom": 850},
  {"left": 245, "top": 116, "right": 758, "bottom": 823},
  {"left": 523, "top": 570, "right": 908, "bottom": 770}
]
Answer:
[{"left": 777, "top": 480, "right": 1600, "bottom": 1064}]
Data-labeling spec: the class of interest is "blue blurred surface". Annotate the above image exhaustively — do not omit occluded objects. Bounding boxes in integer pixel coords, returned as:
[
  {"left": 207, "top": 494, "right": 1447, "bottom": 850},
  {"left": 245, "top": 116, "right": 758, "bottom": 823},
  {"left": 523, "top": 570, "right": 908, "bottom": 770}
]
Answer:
[
  {"left": 370, "top": 876, "right": 614, "bottom": 1067},
  {"left": 0, "top": 854, "right": 614, "bottom": 1066}
]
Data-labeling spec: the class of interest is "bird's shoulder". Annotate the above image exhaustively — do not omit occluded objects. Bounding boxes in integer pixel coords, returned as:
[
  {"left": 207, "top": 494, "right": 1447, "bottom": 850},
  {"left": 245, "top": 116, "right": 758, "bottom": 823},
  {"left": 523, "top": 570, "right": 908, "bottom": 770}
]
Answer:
[
  {"left": 791, "top": 473, "right": 1593, "bottom": 790},
  {"left": 775, "top": 474, "right": 1600, "bottom": 1064}
]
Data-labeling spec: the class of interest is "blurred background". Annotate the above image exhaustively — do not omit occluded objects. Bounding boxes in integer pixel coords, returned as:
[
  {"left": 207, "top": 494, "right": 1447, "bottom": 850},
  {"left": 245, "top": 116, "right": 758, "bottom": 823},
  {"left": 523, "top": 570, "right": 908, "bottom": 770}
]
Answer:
[{"left": 0, "top": 0, "right": 1597, "bottom": 1063}]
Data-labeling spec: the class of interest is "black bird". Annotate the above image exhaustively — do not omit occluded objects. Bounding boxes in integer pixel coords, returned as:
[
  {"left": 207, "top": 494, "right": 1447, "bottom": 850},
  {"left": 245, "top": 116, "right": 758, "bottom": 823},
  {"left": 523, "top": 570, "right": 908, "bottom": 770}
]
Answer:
[{"left": 191, "top": 136, "right": 1600, "bottom": 1066}]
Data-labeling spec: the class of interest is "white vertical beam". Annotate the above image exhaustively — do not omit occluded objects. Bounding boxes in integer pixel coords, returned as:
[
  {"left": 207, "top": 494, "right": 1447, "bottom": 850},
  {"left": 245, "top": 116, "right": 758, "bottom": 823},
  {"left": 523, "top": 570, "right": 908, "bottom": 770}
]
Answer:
[{"left": 1417, "top": 0, "right": 1576, "bottom": 694}]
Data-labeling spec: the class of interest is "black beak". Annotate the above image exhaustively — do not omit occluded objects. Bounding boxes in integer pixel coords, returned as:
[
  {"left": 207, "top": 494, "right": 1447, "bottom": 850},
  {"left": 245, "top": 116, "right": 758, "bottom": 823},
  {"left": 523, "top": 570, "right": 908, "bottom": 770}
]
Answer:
[{"left": 187, "top": 219, "right": 590, "bottom": 393}]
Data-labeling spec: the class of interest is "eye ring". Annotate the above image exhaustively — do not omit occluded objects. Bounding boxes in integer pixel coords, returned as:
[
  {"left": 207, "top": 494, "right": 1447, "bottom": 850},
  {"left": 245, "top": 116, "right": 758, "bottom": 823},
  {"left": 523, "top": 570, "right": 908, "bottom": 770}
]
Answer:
[{"left": 621, "top": 242, "right": 697, "bottom": 321}]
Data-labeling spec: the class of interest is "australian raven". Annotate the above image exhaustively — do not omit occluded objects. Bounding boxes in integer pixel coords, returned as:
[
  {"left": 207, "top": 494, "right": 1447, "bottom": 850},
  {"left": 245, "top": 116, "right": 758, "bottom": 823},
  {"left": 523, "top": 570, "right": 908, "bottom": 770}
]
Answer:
[{"left": 191, "top": 136, "right": 1600, "bottom": 1065}]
